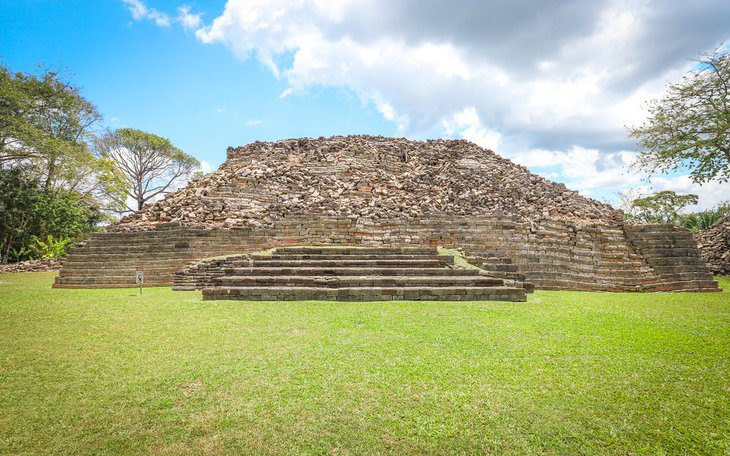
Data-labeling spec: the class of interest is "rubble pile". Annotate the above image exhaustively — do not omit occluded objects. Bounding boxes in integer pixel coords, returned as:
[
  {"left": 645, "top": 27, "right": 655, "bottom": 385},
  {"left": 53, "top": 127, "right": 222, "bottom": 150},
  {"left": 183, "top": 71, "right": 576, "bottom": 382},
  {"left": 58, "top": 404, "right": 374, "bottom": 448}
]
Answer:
[
  {"left": 113, "top": 135, "right": 622, "bottom": 232},
  {"left": 0, "top": 258, "right": 62, "bottom": 273},
  {"left": 695, "top": 216, "right": 730, "bottom": 276}
]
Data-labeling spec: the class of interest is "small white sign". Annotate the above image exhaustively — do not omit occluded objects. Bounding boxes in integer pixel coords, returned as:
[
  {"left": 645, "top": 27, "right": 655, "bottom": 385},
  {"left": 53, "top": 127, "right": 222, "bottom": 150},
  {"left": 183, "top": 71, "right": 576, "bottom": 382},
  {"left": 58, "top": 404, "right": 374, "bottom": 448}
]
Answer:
[{"left": 135, "top": 268, "right": 144, "bottom": 284}]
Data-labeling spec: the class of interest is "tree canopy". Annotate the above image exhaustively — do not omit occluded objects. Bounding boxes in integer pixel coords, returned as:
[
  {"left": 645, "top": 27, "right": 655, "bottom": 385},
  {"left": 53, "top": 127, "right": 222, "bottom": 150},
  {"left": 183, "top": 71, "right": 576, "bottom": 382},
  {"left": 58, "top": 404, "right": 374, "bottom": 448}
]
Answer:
[
  {"left": 96, "top": 128, "right": 200, "bottom": 211},
  {"left": 0, "top": 65, "right": 102, "bottom": 190},
  {"left": 630, "top": 190, "right": 699, "bottom": 225},
  {"left": 629, "top": 45, "right": 729, "bottom": 184},
  {"left": 0, "top": 63, "right": 202, "bottom": 263}
]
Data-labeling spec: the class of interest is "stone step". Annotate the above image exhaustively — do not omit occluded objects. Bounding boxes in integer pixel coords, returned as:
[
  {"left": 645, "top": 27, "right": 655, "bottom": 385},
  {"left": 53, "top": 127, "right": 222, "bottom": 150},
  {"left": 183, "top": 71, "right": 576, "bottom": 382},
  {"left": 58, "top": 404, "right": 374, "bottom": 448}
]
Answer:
[
  {"left": 61, "top": 258, "right": 194, "bottom": 268},
  {"left": 638, "top": 248, "right": 700, "bottom": 257},
  {"left": 631, "top": 240, "right": 698, "bottom": 248},
  {"left": 203, "top": 286, "right": 527, "bottom": 302},
  {"left": 641, "top": 279, "right": 720, "bottom": 292},
  {"left": 652, "top": 272, "right": 716, "bottom": 282},
  {"left": 53, "top": 282, "right": 171, "bottom": 289},
  {"left": 63, "top": 252, "right": 204, "bottom": 261},
  {"left": 218, "top": 275, "right": 506, "bottom": 288},
  {"left": 267, "top": 253, "right": 442, "bottom": 260},
  {"left": 242, "top": 259, "right": 451, "bottom": 268},
  {"left": 222, "top": 267, "right": 482, "bottom": 277},
  {"left": 275, "top": 246, "right": 437, "bottom": 255},
  {"left": 480, "top": 270, "right": 528, "bottom": 281},
  {"left": 59, "top": 264, "right": 177, "bottom": 277},
  {"left": 469, "top": 256, "right": 514, "bottom": 265},
  {"left": 472, "top": 262, "right": 520, "bottom": 272},
  {"left": 648, "top": 256, "right": 709, "bottom": 266},
  {"left": 55, "top": 275, "right": 173, "bottom": 284}
]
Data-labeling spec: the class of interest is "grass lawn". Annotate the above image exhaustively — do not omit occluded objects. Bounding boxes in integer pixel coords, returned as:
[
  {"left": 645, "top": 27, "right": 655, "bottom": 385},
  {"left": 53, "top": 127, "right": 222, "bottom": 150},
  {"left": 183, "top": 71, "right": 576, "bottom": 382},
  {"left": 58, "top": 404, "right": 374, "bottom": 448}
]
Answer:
[{"left": 0, "top": 273, "right": 728, "bottom": 455}]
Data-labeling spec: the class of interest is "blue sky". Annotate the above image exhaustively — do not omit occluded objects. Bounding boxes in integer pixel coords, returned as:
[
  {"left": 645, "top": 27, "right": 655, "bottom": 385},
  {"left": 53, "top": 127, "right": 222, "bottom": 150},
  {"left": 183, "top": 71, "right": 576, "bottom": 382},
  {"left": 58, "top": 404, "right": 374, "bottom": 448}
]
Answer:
[
  {"left": 1, "top": 0, "right": 394, "bottom": 168},
  {"left": 2, "top": 0, "right": 729, "bottom": 208}
]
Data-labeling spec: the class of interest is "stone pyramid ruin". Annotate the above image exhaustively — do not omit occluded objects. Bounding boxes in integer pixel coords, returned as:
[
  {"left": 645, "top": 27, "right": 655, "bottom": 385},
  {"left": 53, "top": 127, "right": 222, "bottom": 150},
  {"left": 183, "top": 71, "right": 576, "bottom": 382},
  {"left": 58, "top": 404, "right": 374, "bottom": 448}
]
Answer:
[
  {"left": 55, "top": 136, "right": 720, "bottom": 296},
  {"left": 114, "top": 136, "right": 619, "bottom": 231}
]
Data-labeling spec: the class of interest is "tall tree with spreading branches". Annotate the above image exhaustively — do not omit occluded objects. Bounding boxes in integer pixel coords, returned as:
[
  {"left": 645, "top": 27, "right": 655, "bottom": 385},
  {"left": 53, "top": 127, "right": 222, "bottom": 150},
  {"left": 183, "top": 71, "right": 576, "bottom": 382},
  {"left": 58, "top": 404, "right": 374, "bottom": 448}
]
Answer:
[
  {"left": 631, "top": 190, "right": 699, "bottom": 225},
  {"left": 629, "top": 44, "right": 729, "bottom": 184},
  {"left": 0, "top": 65, "right": 102, "bottom": 190},
  {"left": 97, "top": 128, "right": 200, "bottom": 212}
]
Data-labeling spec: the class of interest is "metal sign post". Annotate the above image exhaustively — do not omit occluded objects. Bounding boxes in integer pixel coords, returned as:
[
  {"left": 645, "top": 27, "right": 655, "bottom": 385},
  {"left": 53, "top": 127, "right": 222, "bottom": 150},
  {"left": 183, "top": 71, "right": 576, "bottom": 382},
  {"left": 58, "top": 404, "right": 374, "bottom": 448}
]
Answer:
[{"left": 135, "top": 267, "right": 144, "bottom": 295}]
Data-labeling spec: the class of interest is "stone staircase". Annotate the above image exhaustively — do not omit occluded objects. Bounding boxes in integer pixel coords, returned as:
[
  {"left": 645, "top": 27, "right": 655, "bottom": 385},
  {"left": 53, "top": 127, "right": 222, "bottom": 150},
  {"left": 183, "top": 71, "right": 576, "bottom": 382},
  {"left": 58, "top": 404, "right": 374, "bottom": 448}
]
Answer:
[
  {"left": 625, "top": 224, "right": 720, "bottom": 292},
  {"left": 201, "top": 246, "right": 529, "bottom": 301},
  {"left": 465, "top": 253, "right": 535, "bottom": 293},
  {"left": 53, "top": 224, "right": 255, "bottom": 288}
]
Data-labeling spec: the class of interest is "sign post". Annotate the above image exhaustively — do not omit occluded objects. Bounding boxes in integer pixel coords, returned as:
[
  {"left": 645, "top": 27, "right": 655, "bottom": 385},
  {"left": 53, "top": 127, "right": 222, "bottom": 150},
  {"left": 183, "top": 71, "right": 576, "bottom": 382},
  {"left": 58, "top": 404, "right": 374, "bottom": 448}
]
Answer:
[{"left": 135, "top": 267, "right": 144, "bottom": 295}]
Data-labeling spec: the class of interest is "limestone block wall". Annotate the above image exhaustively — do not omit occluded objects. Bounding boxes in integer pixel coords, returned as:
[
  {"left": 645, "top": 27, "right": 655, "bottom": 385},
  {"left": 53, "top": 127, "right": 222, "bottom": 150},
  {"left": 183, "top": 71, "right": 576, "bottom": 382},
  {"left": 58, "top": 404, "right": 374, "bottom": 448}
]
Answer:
[{"left": 54, "top": 216, "right": 719, "bottom": 292}]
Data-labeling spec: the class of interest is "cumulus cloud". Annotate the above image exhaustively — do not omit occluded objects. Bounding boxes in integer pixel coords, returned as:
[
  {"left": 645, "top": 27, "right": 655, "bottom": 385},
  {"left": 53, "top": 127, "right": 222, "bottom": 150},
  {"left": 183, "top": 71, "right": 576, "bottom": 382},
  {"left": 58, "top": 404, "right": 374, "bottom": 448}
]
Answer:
[
  {"left": 176, "top": 5, "right": 201, "bottom": 31},
  {"left": 122, "top": 0, "right": 170, "bottom": 27},
  {"left": 192, "top": 0, "right": 729, "bottom": 207},
  {"left": 642, "top": 176, "right": 730, "bottom": 211}
]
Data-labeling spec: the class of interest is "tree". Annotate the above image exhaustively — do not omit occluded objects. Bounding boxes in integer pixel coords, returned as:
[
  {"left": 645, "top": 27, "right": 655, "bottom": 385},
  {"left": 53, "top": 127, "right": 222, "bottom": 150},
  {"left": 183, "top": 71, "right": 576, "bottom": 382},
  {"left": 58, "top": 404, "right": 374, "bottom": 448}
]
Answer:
[
  {"left": 0, "top": 168, "right": 98, "bottom": 263},
  {"left": 0, "top": 168, "right": 41, "bottom": 263},
  {"left": 96, "top": 128, "right": 200, "bottom": 211},
  {"left": 681, "top": 201, "right": 730, "bottom": 232},
  {"left": 630, "top": 190, "right": 699, "bottom": 225},
  {"left": 0, "top": 64, "right": 102, "bottom": 190},
  {"left": 629, "top": 45, "right": 729, "bottom": 184}
]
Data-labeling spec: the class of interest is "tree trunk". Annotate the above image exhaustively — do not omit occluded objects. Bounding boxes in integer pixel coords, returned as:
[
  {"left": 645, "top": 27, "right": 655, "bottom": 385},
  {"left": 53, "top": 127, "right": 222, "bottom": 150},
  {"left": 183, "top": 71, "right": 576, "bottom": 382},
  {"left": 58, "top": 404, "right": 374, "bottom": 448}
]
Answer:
[
  {"left": 136, "top": 176, "right": 144, "bottom": 211},
  {"left": 44, "top": 157, "right": 55, "bottom": 190},
  {"left": 1, "top": 236, "right": 12, "bottom": 264}
]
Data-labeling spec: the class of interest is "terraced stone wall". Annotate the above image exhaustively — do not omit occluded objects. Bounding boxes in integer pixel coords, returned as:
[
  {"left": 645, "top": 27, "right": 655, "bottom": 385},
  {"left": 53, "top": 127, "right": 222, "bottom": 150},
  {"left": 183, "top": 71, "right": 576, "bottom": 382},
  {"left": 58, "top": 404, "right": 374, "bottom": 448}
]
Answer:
[{"left": 54, "top": 215, "right": 719, "bottom": 292}]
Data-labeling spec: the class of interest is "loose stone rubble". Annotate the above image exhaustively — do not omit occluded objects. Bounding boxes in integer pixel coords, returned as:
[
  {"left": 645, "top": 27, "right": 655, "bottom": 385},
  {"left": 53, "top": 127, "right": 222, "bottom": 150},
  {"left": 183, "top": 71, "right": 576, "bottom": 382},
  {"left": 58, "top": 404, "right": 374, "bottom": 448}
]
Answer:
[
  {"left": 695, "top": 216, "right": 730, "bottom": 276},
  {"left": 113, "top": 135, "right": 620, "bottom": 232},
  {"left": 0, "top": 258, "right": 62, "bottom": 273}
]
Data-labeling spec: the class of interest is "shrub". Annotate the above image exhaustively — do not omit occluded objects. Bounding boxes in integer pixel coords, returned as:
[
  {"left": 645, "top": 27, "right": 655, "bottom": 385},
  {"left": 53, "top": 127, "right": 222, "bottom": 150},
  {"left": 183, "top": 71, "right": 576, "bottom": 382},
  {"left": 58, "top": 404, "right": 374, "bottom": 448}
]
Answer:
[{"left": 31, "top": 235, "right": 72, "bottom": 259}]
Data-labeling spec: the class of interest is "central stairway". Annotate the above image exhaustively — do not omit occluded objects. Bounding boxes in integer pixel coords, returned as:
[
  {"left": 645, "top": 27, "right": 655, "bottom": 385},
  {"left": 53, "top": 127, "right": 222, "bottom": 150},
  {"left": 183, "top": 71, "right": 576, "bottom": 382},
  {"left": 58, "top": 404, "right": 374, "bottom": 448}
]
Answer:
[{"left": 201, "top": 246, "right": 528, "bottom": 301}]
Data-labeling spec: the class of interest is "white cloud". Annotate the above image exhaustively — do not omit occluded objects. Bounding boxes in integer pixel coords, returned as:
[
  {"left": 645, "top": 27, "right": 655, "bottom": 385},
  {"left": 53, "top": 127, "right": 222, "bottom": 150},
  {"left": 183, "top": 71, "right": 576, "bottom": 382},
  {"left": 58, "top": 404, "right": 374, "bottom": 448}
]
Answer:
[
  {"left": 216, "top": 107, "right": 226, "bottom": 113},
  {"left": 177, "top": 5, "right": 201, "bottom": 31},
  {"left": 647, "top": 176, "right": 730, "bottom": 211},
  {"left": 122, "top": 0, "right": 170, "bottom": 27},
  {"left": 192, "top": 0, "right": 730, "bottom": 209},
  {"left": 442, "top": 107, "right": 501, "bottom": 151},
  {"left": 245, "top": 119, "right": 263, "bottom": 126},
  {"left": 199, "top": 161, "right": 216, "bottom": 174}
]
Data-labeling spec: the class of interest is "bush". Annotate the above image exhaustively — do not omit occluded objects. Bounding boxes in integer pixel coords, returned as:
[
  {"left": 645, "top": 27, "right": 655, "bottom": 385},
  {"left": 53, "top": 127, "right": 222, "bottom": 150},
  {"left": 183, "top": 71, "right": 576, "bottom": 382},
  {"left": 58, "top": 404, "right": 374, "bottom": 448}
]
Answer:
[
  {"left": 680, "top": 202, "right": 730, "bottom": 232},
  {"left": 0, "top": 168, "right": 99, "bottom": 264},
  {"left": 31, "top": 235, "right": 72, "bottom": 259}
]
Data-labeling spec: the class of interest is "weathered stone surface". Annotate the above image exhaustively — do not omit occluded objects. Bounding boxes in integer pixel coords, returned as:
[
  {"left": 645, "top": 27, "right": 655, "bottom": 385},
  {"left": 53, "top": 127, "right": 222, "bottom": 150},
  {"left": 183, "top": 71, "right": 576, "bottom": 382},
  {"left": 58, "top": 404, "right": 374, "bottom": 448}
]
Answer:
[
  {"left": 695, "top": 216, "right": 730, "bottom": 276},
  {"left": 53, "top": 136, "right": 719, "bottom": 292},
  {"left": 199, "top": 246, "right": 529, "bottom": 302},
  {"left": 0, "top": 258, "right": 61, "bottom": 273},
  {"left": 112, "top": 135, "right": 621, "bottom": 232}
]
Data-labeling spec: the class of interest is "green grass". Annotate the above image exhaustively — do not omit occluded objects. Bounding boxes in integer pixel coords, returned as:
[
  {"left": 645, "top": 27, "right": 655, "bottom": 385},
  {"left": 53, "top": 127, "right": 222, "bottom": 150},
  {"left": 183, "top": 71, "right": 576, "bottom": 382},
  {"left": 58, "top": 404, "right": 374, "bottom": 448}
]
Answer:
[{"left": 1, "top": 273, "right": 728, "bottom": 455}]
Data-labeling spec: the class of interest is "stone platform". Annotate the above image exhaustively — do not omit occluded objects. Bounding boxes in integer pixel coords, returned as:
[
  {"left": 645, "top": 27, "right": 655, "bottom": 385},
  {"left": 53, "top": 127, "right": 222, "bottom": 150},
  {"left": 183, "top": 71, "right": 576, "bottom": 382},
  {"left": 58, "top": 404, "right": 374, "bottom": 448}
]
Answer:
[
  {"left": 53, "top": 216, "right": 720, "bottom": 292},
  {"left": 200, "top": 246, "right": 530, "bottom": 301}
]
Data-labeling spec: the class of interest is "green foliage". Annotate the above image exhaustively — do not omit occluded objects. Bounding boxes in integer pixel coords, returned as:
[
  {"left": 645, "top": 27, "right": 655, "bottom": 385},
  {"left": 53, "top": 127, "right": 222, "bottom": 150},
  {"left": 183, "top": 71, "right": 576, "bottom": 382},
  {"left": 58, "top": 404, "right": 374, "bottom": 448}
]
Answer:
[
  {"left": 31, "top": 234, "right": 72, "bottom": 259},
  {"left": 97, "top": 128, "right": 200, "bottom": 211},
  {"left": 8, "top": 246, "right": 32, "bottom": 263},
  {"left": 629, "top": 45, "right": 729, "bottom": 184},
  {"left": 0, "top": 168, "right": 42, "bottom": 264},
  {"left": 680, "top": 202, "right": 730, "bottom": 231},
  {"left": 0, "top": 64, "right": 102, "bottom": 190},
  {"left": 0, "top": 168, "right": 98, "bottom": 264},
  {"left": 630, "top": 190, "right": 699, "bottom": 224},
  {"left": 2, "top": 62, "right": 202, "bottom": 219}
]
